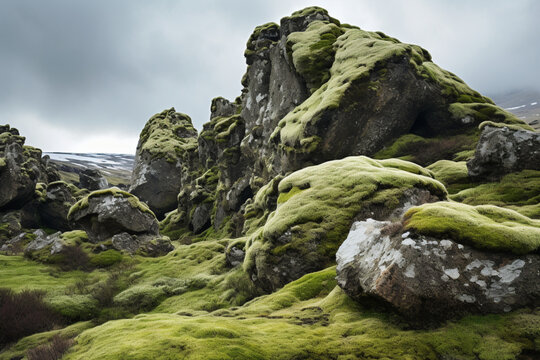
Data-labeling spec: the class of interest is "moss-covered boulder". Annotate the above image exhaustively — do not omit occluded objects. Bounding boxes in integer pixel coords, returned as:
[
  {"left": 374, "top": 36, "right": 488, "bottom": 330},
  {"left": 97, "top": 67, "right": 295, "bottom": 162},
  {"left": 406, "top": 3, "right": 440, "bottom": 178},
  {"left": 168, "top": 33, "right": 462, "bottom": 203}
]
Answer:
[
  {"left": 0, "top": 125, "right": 59, "bottom": 210},
  {"left": 243, "top": 156, "right": 446, "bottom": 291},
  {"left": 130, "top": 109, "right": 198, "bottom": 218},
  {"left": 68, "top": 188, "right": 157, "bottom": 241},
  {"left": 38, "top": 181, "right": 88, "bottom": 231},
  {"left": 336, "top": 202, "right": 540, "bottom": 323},
  {"left": 467, "top": 123, "right": 540, "bottom": 180}
]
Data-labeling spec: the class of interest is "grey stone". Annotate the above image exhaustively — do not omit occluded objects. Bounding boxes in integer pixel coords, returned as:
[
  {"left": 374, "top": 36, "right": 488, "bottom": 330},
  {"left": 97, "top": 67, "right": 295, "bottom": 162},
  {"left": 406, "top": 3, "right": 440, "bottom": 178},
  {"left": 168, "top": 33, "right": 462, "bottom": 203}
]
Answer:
[
  {"left": 336, "top": 219, "right": 540, "bottom": 325},
  {"left": 112, "top": 232, "right": 139, "bottom": 254},
  {"left": 467, "top": 125, "right": 540, "bottom": 180},
  {"left": 79, "top": 169, "right": 109, "bottom": 191}
]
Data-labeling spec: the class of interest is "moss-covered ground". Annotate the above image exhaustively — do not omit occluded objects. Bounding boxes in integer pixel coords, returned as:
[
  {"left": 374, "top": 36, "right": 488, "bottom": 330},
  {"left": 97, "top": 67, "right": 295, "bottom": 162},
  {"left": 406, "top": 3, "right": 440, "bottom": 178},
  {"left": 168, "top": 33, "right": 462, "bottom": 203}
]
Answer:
[{"left": 59, "top": 268, "right": 540, "bottom": 360}]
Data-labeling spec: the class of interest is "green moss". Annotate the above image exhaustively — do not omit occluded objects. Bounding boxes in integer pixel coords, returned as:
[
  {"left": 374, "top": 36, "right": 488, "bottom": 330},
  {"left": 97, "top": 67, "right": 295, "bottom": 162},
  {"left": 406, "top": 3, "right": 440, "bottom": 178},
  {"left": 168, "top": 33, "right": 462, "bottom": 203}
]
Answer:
[
  {"left": 427, "top": 160, "right": 470, "bottom": 193},
  {"left": 0, "top": 255, "right": 104, "bottom": 294},
  {"left": 404, "top": 201, "right": 540, "bottom": 254},
  {"left": 113, "top": 285, "right": 167, "bottom": 311},
  {"left": 0, "top": 321, "right": 92, "bottom": 360},
  {"left": 243, "top": 175, "right": 284, "bottom": 235},
  {"left": 478, "top": 120, "right": 535, "bottom": 132},
  {"left": 0, "top": 157, "right": 6, "bottom": 168},
  {"left": 287, "top": 20, "right": 344, "bottom": 92},
  {"left": 46, "top": 294, "right": 99, "bottom": 321},
  {"left": 67, "top": 187, "right": 155, "bottom": 220},
  {"left": 276, "top": 186, "right": 305, "bottom": 204},
  {"left": 244, "top": 156, "right": 446, "bottom": 280},
  {"left": 90, "top": 250, "right": 123, "bottom": 268},
  {"left": 244, "top": 22, "right": 279, "bottom": 58},
  {"left": 374, "top": 132, "right": 479, "bottom": 166},
  {"left": 65, "top": 267, "right": 540, "bottom": 360},
  {"left": 61, "top": 230, "right": 89, "bottom": 245},
  {"left": 450, "top": 170, "right": 540, "bottom": 218},
  {"left": 138, "top": 108, "right": 198, "bottom": 162},
  {"left": 448, "top": 103, "right": 533, "bottom": 130}
]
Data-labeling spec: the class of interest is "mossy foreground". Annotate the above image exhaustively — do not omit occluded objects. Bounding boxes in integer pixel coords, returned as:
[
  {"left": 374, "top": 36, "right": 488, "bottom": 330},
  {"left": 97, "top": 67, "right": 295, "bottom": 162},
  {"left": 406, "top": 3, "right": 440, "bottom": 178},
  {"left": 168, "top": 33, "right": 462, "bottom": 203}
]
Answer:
[{"left": 63, "top": 268, "right": 540, "bottom": 360}]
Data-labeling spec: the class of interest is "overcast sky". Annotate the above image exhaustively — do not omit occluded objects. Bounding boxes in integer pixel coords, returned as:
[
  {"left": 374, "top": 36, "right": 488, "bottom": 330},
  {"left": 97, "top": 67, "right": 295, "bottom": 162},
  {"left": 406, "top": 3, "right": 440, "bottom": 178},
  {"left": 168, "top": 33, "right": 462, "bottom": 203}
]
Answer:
[{"left": 1, "top": 0, "right": 538, "bottom": 153}]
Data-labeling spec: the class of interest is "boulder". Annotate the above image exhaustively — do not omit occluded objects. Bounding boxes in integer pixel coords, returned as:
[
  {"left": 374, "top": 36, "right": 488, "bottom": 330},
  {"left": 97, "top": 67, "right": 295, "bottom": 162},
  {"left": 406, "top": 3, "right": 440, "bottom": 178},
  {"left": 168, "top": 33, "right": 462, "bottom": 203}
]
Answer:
[
  {"left": 336, "top": 202, "right": 540, "bottom": 324},
  {"left": 467, "top": 123, "right": 540, "bottom": 180},
  {"left": 25, "top": 231, "right": 62, "bottom": 254},
  {"left": 79, "top": 169, "right": 109, "bottom": 191},
  {"left": 0, "top": 125, "right": 60, "bottom": 211},
  {"left": 130, "top": 109, "right": 198, "bottom": 218},
  {"left": 67, "top": 188, "right": 159, "bottom": 243},
  {"left": 243, "top": 156, "right": 446, "bottom": 291},
  {"left": 39, "top": 181, "right": 85, "bottom": 231}
]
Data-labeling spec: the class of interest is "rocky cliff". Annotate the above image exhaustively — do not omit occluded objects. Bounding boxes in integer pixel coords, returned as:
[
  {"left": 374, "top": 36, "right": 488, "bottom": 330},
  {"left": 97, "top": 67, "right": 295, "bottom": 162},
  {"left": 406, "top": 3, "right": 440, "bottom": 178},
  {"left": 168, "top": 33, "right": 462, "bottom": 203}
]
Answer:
[{"left": 1, "top": 7, "right": 540, "bottom": 360}]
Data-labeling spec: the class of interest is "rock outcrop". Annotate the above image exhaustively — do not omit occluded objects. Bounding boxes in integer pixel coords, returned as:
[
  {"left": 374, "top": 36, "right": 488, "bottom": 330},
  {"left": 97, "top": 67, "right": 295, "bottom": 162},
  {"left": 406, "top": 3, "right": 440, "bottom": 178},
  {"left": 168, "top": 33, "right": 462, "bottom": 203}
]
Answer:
[
  {"left": 130, "top": 109, "right": 198, "bottom": 219},
  {"left": 0, "top": 125, "right": 59, "bottom": 210},
  {"left": 147, "top": 7, "right": 528, "bottom": 241},
  {"left": 242, "top": 156, "right": 446, "bottom": 291},
  {"left": 38, "top": 181, "right": 87, "bottom": 231},
  {"left": 467, "top": 123, "right": 540, "bottom": 180},
  {"left": 68, "top": 188, "right": 156, "bottom": 237},
  {"left": 336, "top": 201, "right": 540, "bottom": 323},
  {"left": 79, "top": 169, "right": 109, "bottom": 191}
]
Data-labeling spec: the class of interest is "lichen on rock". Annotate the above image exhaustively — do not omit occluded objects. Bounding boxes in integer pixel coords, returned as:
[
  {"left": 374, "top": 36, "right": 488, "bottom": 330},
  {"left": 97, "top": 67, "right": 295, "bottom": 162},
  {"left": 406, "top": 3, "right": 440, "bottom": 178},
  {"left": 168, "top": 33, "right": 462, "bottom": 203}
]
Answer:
[{"left": 243, "top": 156, "right": 446, "bottom": 291}]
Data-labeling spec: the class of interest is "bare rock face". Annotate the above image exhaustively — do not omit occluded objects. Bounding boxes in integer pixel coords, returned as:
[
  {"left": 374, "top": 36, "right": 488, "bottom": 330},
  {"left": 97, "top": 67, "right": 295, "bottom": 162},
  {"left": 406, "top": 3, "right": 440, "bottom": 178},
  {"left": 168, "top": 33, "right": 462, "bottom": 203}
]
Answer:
[
  {"left": 0, "top": 125, "right": 58, "bottom": 210},
  {"left": 467, "top": 124, "right": 540, "bottom": 180},
  {"left": 130, "top": 109, "right": 198, "bottom": 219},
  {"left": 79, "top": 169, "right": 109, "bottom": 191},
  {"left": 38, "top": 181, "right": 83, "bottom": 231},
  {"left": 336, "top": 218, "right": 540, "bottom": 325}
]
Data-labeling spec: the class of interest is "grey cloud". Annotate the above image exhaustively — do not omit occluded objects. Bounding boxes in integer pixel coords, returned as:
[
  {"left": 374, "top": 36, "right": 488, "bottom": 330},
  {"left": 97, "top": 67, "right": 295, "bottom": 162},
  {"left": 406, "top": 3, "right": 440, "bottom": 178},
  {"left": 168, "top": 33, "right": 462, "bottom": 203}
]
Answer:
[{"left": 0, "top": 0, "right": 538, "bottom": 153}]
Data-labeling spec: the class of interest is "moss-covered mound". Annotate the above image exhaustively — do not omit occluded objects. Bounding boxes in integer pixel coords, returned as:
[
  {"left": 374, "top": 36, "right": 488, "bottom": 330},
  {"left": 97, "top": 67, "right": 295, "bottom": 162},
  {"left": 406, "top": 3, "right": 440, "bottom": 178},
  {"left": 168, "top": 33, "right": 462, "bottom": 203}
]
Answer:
[
  {"left": 450, "top": 170, "right": 540, "bottom": 219},
  {"left": 244, "top": 156, "right": 447, "bottom": 290},
  {"left": 67, "top": 187, "right": 154, "bottom": 220},
  {"left": 61, "top": 267, "right": 540, "bottom": 360},
  {"left": 137, "top": 108, "right": 198, "bottom": 162},
  {"left": 404, "top": 202, "right": 540, "bottom": 254}
]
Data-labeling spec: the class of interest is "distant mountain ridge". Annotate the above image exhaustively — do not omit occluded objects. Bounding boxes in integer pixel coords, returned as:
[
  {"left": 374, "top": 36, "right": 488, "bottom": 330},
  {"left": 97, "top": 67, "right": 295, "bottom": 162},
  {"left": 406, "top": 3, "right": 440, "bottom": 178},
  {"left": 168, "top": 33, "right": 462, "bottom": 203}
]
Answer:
[
  {"left": 490, "top": 89, "right": 540, "bottom": 130},
  {"left": 45, "top": 152, "right": 134, "bottom": 187}
]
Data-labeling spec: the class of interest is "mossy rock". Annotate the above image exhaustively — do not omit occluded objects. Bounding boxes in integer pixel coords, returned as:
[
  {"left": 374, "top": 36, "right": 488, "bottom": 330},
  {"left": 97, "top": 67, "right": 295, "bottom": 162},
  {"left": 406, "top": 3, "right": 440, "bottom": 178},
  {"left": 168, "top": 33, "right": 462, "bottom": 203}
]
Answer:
[
  {"left": 404, "top": 201, "right": 540, "bottom": 254},
  {"left": 46, "top": 294, "right": 99, "bottom": 321},
  {"left": 89, "top": 250, "right": 123, "bottom": 268},
  {"left": 244, "top": 156, "right": 447, "bottom": 290}
]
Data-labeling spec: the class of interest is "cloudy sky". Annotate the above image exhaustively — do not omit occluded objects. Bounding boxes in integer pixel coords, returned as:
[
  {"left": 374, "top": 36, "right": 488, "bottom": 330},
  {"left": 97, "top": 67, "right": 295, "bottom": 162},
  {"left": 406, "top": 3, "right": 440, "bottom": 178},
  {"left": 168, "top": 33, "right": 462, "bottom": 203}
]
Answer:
[{"left": 1, "top": 0, "right": 538, "bottom": 154}]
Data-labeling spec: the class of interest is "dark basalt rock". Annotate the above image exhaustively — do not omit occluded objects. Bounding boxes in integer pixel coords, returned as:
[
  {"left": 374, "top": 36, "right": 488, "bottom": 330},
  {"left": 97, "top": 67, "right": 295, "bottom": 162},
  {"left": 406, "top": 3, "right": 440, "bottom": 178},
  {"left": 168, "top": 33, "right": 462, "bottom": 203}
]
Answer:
[
  {"left": 79, "top": 169, "right": 109, "bottom": 191},
  {"left": 467, "top": 124, "right": 540, "bottom": 180}
]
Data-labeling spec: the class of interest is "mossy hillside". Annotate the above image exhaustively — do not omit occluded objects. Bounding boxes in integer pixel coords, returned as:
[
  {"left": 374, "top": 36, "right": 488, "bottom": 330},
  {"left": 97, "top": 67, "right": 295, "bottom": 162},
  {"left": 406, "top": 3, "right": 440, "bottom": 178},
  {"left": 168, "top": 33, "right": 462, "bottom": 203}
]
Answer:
[
  {"left": 0, "top": 321, "right": 93, "bottom": 360},
  {"left": 404, "top": 202, "right": 540, "bottom": 254},
  {"left": 244, "top": 156, "right": 447, "bottom": 287},
  {"left": 111, "top": 237, "right": 260, "bottom": 315},
  {"left": 65, "top": 267, "right": 540, "bottom": 360},
  {"left": 272, "top": 21, "right": 493, "bottom": 154},
  {"left": 427, "top": 160, "right": 473, "bottom": 194},
  {"left": 67, "top": 187, "right": 155, "bottom": 220},
  {"left": 138, "top": 108, "right": 198, "bottom": 163},
  {"left": 448, "top": 103, "right": 534, "bottom": 131},
  {"left": 287, "top": 20, "right": 344, "bottom": 92},
  {"left": 0, "top": 254, "right": 103, "bottom": 294},
  {"left": 243, "top": 175, "right": 284, "bottom": 235},
  {"left": 374, "top": 131, "right": 479, "bottom": 166},
  {"left": 450, "top": 170, "right": 540, "bottom": 219}
]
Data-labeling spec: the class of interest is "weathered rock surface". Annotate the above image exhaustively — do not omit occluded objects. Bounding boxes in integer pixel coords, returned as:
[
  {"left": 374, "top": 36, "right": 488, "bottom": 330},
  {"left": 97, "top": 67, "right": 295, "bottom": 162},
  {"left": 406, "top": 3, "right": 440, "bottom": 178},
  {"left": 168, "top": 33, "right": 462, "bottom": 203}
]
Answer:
[
  {"left": 111, "top": 232, "right": 173, "bottom": 256},
  {"left": 68, "top": 188, "right": 159, "bottom": 243},
  {"left": 336, "top": 218, "right": 540, "bottom": 324},
  {"left": 151, "top": 7, "right": 529, "bottom": 240},
  {"left": 467, "top": 124, "right": 540, "bottom": 180},
  {"left": 130, "top": 109, "right": 198, "bottom": 219},
  {"left": 38, "top": 181, "right": 84, "bottom": 231},
  {"left": 79, "top": 169, "right": 109, "bottom": 191},
  {"left": 24, "top": 231, "right": 63, "bottom": 254},
  {"left": 243, "top": 156, "right": 446, "bottom": 291},
  {"left": 0, "top": 125, "right": 58, "bottom": 210}
]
